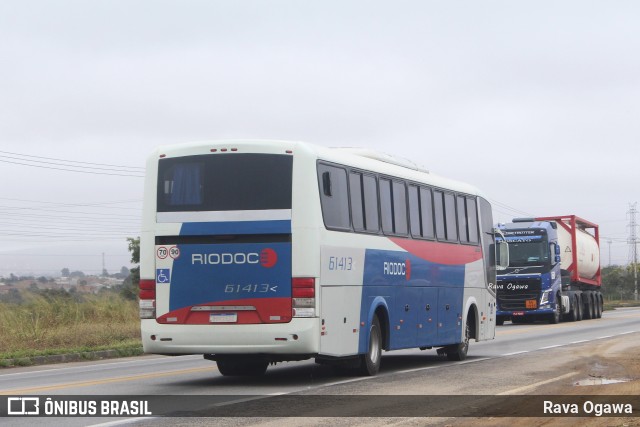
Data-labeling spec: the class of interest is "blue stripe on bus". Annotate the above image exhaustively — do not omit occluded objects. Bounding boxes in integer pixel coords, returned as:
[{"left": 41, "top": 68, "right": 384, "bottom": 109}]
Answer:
[
  {"left": 180, "top": 220, "right": 291, "bottom": 235},
  {"left": 358, "top": 249, "right": 465, "bottom": 353},
  {"left": 167, "top": 242, "right": 292, "bottom": 312}
]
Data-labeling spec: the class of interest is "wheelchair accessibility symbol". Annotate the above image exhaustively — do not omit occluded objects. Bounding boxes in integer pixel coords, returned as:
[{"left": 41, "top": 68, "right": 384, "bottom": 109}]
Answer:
[{"left": 156, "top": 269, "right": 171, "bottom": 283}]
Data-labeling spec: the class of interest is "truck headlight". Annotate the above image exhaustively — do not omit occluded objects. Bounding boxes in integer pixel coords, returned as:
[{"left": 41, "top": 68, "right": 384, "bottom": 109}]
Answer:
[{"left": 540, "top": 290, "right": 551, "bottom": 305}]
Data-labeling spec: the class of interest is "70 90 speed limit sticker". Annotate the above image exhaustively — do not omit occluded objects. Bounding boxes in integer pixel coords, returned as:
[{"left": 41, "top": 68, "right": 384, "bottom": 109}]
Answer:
[
  {"left": 169, "top": 246, "right": 180, "bottom": 259},
  {"left": 156, "top": 246, "right": 180, "bottom": 260}
]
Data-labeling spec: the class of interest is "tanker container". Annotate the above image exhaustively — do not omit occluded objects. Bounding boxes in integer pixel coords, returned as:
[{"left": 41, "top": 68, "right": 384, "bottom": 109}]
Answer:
[
  {"left": 556, "top": 222, "right": 600, "bottom": 282},
  {"left": 538, "top": 215, "right": 601, "bottom": 289}
]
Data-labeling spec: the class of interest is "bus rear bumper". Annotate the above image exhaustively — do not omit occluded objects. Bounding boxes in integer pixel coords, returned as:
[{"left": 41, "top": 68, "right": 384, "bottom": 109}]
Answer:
[{"left": 141, "top": 318, "right": 319, "bottom": 355}]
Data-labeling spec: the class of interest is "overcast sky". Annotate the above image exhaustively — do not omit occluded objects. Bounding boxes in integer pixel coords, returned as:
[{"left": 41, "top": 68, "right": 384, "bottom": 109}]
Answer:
[{"left": 1, "top": 1, "right": 638, "bottom": 276}]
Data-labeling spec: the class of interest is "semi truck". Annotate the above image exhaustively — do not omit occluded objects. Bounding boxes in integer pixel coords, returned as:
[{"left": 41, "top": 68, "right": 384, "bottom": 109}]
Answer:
[{"left": 496, "top": 215, "right": 602, "bottom": 325}]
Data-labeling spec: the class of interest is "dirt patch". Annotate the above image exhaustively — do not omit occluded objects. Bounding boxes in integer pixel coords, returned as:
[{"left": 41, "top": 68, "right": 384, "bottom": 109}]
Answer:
[{"left": 451, "top": 339, "right": 640, "bottom": 427}]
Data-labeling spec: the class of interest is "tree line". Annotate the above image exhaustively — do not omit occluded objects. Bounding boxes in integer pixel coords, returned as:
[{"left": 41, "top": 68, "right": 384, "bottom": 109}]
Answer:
[{"left": 602, "top": 265, "right": 639, "bottom": 301}]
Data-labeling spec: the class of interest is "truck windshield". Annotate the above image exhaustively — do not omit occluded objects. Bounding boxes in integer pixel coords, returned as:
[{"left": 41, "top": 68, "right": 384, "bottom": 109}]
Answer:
[
  {"left": 507, "top": 239, "right": 550, "bottom": 267},
  {"left": 157, "top": 153, "right": 293, "bottom": 212}
]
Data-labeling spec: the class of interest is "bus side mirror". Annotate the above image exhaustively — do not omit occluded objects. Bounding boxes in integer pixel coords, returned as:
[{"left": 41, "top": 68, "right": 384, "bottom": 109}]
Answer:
[
  {"left": 497, "top": 240, "right": 509, "bottom": 270},
  {"left": 493, "top": 228, "right": 509, "bottom": 270}
]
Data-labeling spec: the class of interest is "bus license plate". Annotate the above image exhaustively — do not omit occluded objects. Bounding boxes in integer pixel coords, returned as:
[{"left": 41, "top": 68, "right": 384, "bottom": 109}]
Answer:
[
  {"left": 525, "top": 300, "right": 537, "bottom": 309},
  {"left": 210, "top": 313, "right": 237, "bottom": 323}
]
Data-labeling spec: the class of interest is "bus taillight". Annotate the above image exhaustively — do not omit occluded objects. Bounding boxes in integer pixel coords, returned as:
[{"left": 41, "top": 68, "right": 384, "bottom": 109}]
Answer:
[
  {"left": 292, "top": 278, "right": 315, "bottom": 318},
  {"left": 139, "top": 279, "right": 156, "bottom": 319}
]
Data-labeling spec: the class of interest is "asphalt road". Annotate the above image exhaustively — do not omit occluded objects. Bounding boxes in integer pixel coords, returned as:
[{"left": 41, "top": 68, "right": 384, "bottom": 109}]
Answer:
[{"left": 1, "top": 307, "right": 639, "bottom": 426}]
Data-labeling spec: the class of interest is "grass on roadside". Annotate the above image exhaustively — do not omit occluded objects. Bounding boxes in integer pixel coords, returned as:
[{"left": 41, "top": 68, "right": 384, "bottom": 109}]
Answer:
[
  {"left": 0, "top": 290, "right": 141, "bottom": 362},
  {"left": 604, "top": 299, "right": 640, "bottom": 311}
]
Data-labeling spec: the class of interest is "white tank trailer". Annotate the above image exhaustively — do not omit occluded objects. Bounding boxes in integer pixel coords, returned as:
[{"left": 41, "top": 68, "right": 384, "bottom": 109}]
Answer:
[{"left": 556, "top": 221, "right": 600, "bottom": 282}]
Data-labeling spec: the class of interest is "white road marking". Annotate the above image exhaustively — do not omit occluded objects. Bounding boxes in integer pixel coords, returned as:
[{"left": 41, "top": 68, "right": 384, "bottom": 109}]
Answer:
[{"left": 497, "top": 371, "right": 578, "bottom": 395}]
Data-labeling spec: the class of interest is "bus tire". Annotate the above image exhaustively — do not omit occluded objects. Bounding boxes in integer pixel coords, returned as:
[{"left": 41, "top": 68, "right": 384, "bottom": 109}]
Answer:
[
  {"left": 216, "top": 359, "right": 268, "bottom": 376},
  {"left": 446, "top": 320, "right": 470, "bottom": 361},
  {"left": 358, "top": 315, "right": 382, "bottom": 376}
]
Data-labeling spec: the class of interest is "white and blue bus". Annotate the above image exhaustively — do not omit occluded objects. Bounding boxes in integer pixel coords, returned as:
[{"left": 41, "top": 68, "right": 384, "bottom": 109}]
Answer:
[{"left": 140, "top": 140, "right": 507, "bottom": 376}]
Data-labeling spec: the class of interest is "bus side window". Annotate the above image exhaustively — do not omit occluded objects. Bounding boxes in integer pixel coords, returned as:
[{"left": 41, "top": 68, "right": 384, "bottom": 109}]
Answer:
[
  {"left": 444, "top": 192, "right": 458, "bottom": 242},
  {"left": 467, "top": 197, "right": 479, "bottom": 244},
  {"left": 420, "top": 187, "right": 435, "bottom": 239},
  {"left": 408, "top": 185, "right": 421, "bottom": 237},
  {"left": 457, "top": 195, "right": 469, "bottom": 243},
  {"left": 362, "top": 174, "right": 380, "bottom": 233},
  {"left": 392, "top": 181, "right": 408, "bottom": 236},
  {"left": 318, "top": 164, "right": 350, "bottom": 231},
  {"left": 434, "top": 190, "right": 446, "bottom": 240},
  {"left": 349, "top": 172, "right": 365, "bottom": 231},
  {"left": 379, "top": 178, "right": 394, "bottom": 234}
]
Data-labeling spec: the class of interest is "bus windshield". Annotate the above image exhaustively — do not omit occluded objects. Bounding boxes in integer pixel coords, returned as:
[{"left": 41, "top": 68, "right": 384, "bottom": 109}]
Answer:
[{"left": 157, "top": 153, "right": 293, "bottom": 212}]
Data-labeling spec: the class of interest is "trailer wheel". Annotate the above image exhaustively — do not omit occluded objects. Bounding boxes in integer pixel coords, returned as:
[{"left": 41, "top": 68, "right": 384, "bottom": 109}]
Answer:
[
  {"left": 575, "top": 296, "right": 583, "bottom": 321},
  {"left": 595, "top": 294, "right": 603, "bottom": 318},
  {"left": 358, "top": 315, "right": 382, "bottom": 376},
  {"left": 564, "top": 296, "right": 578, "bottom": 322},
  {"left": 583, "top": 293, "right": 593, "bottom": 320}
]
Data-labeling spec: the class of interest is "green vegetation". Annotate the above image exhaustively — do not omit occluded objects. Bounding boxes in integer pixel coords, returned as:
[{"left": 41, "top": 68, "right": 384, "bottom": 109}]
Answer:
[
  {"left": 120, "top": 237, "right": 140, "bottom": 300},
  {"left": 0, "top": 288, "right": 141, "bottom": 365},
  {"left": 0, "top": 237, "right": 142, "bottom": 367},
  {"left": 602, "top": 264, "right": 640, "bottom": 302}
]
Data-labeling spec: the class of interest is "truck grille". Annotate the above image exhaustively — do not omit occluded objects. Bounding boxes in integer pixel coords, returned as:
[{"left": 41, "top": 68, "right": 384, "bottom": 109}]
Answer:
[{"left": 496, "top": 278, "right": 542, "bottom": 311}]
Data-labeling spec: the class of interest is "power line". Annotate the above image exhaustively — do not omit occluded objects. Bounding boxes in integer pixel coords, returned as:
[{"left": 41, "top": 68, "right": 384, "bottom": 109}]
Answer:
[
  {"left": 0, "top": 158, "right": 145, "bottom": 177},
  {"left": 488, "top": 198, "right": 534, "bottom": 218},
  {"left": 0, "top": 222, "right": 137, "bottom": 234},
  {"left": 0, "top": 150, "right": 144, "bottom": 170},
  {"left": 0, "top": 253, "right": 131, "bottom": 257},
  {"left": 0, "top": 206, "right": 141, "bottom": 219},
  {"left": 0, "top": 196, "right": 142, "bottom": 210}
]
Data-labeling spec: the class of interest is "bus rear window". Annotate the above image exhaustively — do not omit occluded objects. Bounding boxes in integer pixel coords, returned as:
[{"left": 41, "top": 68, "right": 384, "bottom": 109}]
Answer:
[{"left": 158, "top": 154, "right": 293, "bottom": 212}]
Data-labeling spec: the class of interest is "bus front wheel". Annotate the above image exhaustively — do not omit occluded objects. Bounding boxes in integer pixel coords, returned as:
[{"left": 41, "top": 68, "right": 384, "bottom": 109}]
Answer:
[{"left": 358, "top": 315, "right": 382, "bottom": 376}]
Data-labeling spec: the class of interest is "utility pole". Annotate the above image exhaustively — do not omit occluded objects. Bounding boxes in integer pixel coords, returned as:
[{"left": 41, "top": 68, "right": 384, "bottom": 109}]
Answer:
[
  {"left": 607, "top": 239, "right": 612, "bottom": 266},
  {"left": 628, "top": 203, "right": 638, "bottom": 301}
]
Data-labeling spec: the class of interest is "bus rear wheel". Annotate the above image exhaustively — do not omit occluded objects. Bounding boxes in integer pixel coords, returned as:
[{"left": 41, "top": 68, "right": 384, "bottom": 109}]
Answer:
[
  {"left": 445, "top": 321, "right": 470, "bottom": 361},
  {"left": 358, "top": 315, "right": 382, "bottom": 376}
]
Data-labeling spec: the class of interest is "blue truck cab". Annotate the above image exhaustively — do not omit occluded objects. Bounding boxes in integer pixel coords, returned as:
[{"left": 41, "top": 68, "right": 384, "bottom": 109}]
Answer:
[{"left": 495, "top": 219, "right": 563, "bottom": 324}]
